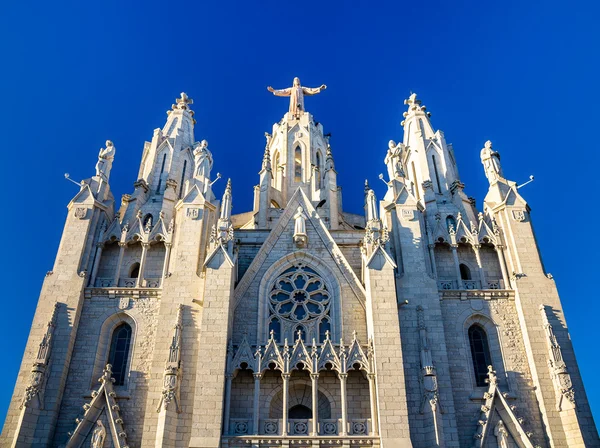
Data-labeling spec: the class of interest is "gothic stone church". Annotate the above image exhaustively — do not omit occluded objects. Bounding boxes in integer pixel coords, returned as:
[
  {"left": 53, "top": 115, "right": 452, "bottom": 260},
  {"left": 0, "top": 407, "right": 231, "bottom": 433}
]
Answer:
[{"left": 2, "top": 80, "right": 599, "bottom": 448}]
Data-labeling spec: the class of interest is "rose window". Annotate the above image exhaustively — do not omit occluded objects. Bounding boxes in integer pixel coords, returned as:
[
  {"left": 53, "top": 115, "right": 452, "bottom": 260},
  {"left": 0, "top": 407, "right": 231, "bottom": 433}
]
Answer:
[
  {"left": 270, "top": 265, "right": 330, "bottom": 323},
  {"left": 268, "top": 264, "right": 332, "bottom": 342}
]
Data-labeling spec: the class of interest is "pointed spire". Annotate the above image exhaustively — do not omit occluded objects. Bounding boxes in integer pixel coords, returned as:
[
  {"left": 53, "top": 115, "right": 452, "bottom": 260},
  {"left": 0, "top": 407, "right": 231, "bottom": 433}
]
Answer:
[
  {"left": 366, "top": 189, "right": 379, "bottom": 222},
  {"left": 325, "top": 144, "right": 335, "bottom": 171},
  {"left": 261, "top": 145, "right": 272, "bottom": 172},
  {"left": 220, "top": 179, "right": 232, "bottom": 222}
]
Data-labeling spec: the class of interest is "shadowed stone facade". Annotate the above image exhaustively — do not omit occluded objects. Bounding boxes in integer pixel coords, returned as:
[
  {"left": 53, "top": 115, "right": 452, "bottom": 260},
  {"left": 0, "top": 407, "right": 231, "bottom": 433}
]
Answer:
[{"left": 1, "top": 84, "right": 598, "bottom": 447}]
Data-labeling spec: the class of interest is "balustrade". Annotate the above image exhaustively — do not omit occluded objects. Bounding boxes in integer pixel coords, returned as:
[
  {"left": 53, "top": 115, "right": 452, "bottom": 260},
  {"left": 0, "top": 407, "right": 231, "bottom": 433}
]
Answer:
[{"left": 437, "top": 278, "right": 506, "bottom": 290}]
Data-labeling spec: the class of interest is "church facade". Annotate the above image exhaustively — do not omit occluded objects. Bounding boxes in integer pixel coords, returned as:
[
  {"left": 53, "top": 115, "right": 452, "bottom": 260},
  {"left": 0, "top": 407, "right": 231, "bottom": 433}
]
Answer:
[{"left": 2, "top": 81, "right": 598, "bottom": 448}]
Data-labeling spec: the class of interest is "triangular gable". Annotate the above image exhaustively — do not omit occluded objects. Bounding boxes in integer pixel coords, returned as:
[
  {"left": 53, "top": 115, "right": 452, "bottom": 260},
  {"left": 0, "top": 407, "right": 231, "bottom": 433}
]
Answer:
[
  {"left": 317, "top": 333, "right": 342, "bottom": 373},
  {"left": 430, "top": 215, "right": 451, "bottom": 244},
  {"left": 260, "top": 333, "right": 284, "bottom": 373},
  {"left": 125, "top": 214, "right": 144, "bottom": 242},
  {"left": 148, "top": 215, "right": 171, "bottom": 243},
  {"left": 233, "top": 188, "right": 366, "bottom": 310},
  {"left": 345, "top": 332, "right": 370, "bottom": 373},
  {"left": 453, "top": 213, "right": 474, "bottom": 244},
  {"left": 66, "top": 365, "right": 129, "bottom": 448},
  {"left": 203, "top": 244, "right": 234, "bottom": 269},
  {"left": 102, "top": 216, "right": 123, "bottom": 243},
  {"left": 68, "top": 184, "right": 96, "bottom": 209},
  {"left": 473, "top": 368, "right": 536, "bottom": 448},
  {"left": 288, "top": 336, "right": 313, "bottom": 372},
  {"left": 477, "top": 215, "right": 498, "bottom": 246},
  {"left": 228, "top": 334, "right": 258, "bottom": 373},
  {"left": 178, "top": 183, "right": 207, "bottom": 206},
  {"left": 365, "top": 245, "right": 397, "bottom": 270}
]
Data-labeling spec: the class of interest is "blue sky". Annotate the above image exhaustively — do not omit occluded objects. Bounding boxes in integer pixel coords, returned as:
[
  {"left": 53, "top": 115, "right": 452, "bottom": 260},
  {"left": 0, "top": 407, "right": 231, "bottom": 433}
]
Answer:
[{"left": 1, "top": 0, "right": 599, "bottom": 432}]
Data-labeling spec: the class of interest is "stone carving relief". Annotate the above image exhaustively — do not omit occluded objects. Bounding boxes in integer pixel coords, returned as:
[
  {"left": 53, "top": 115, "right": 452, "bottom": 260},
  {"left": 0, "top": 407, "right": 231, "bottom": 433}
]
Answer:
[
  {"left": 21, "top": 303, "right": 58, "bottom": 410},
  {"left": 293, "top": 206, "right": 308, "bottom": 248},
  {"left": 90, "top": 420, "right": 106, "bottom": 448},
  {"left": 157, "top": 305, "right": 183, "bottom": 413},
  {"left": 540, "top": 305, "right": 576, "bottom": 411},
  {"left": 74, "top": 207, "right": 87, "bottom": 219}
]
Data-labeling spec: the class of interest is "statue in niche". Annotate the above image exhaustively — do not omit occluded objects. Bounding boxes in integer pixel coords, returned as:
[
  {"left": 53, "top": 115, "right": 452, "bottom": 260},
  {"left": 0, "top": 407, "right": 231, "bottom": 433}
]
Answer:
[
  {"left": 193, "top": 140, "right": 213, "bottom": 180},
  {"left": 268, "top": 77, "right": 327, "bottom": 115},
  {"left": 480, "top": 140, "right": 503, "bottom": 183},
  {"left": 293, "top": 206, "right": 308, "bottom": 248},
  {"left": 95, "top": 140, "right": 116, "bottom": 181},
  {"left": 494, "top": 420, "right": 509, "bottom": 448},
  {"left": 90, "top": 420, "right": 106, "bottom": 448}
]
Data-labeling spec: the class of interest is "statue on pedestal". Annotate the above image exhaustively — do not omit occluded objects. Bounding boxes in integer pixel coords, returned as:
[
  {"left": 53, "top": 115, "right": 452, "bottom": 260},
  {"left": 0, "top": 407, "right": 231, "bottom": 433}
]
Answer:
[
  {"left": 267, "top": 77, "right": 327, "bottom": 115},
  {"left": 90, "top": 420, "right": 106, "bottom": 448},
  {"left": 480, "top": 140, "right": 503, "bottom": 183},
  {"left": 95, "top": 140, "right": 115, "bottom": 181}
]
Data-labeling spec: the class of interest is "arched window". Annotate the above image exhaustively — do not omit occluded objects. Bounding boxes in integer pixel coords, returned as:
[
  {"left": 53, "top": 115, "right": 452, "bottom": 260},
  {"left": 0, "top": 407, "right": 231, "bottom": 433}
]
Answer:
[
  {"left": 142, "top": 213, "right": 153, "bottom": 228},
  {"left": 179, "top": 159, "right": 187, "bottom": 198},
  {"left": 319, "top": 318, "right": 331, "bottom": 343},
  {"left": 107, "top": 323, "right": 132, "bottom": 386},
  {"left": 315, "top": 151, "right": 322, "bottom": 189},
  {"left": 269, "top": 317, "right": 281, "bottom": 342},
  {"left": 460, "top": 263, "right": 472, "bottom": 280},
  {"left": 289, "top": 404, "right": 311, "bottom": 419},
  {"left": 432, "top": 155, "right": 442, "bottom": 193},
  {"left": 294, "top": 325, "right": 306, "bottom": 342},
  {"left": 129, "top": 262, "right": 140, "bottom": 279},
  {"left": 156, "top": 153, "right": 167, "bottom": 193},
  {"left": 468, "top": 324, "right": 492, "bottom": 387},
  {"left": 411, "top": 161, "right": 421, "bottom": 200},
  {"left": 446, "top": 215, "right": 456, "bottom": 232},
  {"left": 294, "top": 146, "right": 302, "bottom": 182}
]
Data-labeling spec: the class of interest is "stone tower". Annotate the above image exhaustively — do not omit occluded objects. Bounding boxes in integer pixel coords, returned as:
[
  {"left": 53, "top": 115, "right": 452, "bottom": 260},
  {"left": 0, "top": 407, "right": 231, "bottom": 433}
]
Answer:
[{"left": 1, "top": 83, "right": 598, "bottom": 448}]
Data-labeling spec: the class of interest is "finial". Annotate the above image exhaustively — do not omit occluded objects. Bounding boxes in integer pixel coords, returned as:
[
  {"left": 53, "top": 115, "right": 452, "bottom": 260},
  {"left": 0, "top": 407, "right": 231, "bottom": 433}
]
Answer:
[
  {"left": 136, "top": 210, "right": 142, "bottom": 219},
  {"left": 225, "top": 178, "right": 232, "bottom": 193},
  {"left": 269, "top": 329, "right": 275, "bottom": 340},
  {"left": 325, "top": 330, "right": 330, "bottom": 341},
  {"left": 262, "top": 146, "right": 272, "bottom": 171},
  {"left": 296, "top": 329, "right": 303, "bottom": 340},
  {"left": 352, "top": 330, "right": 357, "bottom": 341},
  {"left": 173, "top": 92, "right": 193, "bottom": 111}
]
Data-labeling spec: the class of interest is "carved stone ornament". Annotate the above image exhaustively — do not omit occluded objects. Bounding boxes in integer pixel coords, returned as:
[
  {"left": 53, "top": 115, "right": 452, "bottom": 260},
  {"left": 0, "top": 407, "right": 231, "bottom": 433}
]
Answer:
[
  {"left": 186, "top": 208, "right": 200, "bottom": 220},
  {"left": 118, "top": 298, "right": 130, "bottom": 310},
  {"left": 74, "top": 207, "right": 87, "bottom": 219},
  {"left": 512, "top": 210, "right": 526, "bottom": 222},
  {"left": 401, "top": 209, "right": 414, "bottom": 221},
  {"left": 157, "top": 305, "right": 183, "bottom": 413}
]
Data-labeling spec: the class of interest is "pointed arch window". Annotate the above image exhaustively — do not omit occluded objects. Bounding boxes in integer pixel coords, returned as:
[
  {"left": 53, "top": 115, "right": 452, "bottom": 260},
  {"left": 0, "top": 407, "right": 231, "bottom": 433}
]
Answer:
[
  {"left": 107, "top": 323, "right": 132, "bottom": 386},
  {"left": 129, "top": 262, "right": 140, "bottom": 279},
  {"left": 468, "top": 324, "right": 492, "bottom": 387},
  {"left": 446, "top": 215, "right": 456, "bottom": 233},
  {"left": 269, "top": 317, "right": 281, "bottom": 343},
  {"left": 432, "top": 155, "right": 442, "bottom": 193},
  {"left": 156, "top": 153, "right": 167, "bottom": 193},
  {"left": 179, "top": 159, "right": 187, "bottom": 198},
  {"left": 319, "top": 318, "right": 331, "bottom": 343},
  {"left": 294, "top": 146, "right": 302, "bottom": 182},
  {"left": 460, "top": 263, "right": 472, "bottom": 280}
]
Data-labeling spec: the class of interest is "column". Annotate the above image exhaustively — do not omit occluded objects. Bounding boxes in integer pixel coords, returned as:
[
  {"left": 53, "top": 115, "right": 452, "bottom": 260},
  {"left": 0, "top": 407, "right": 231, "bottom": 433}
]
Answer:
[
  {"left": 450, "top": 244, "right": 463, "bottom": 289},
  {"left": 88, "top": 243, "right": 104, "bottom": 287},
  {"left": 367, "top": 373, "right": 379, "bottom": 436},
  {"left": 428, "top": 244, "right": 438, "bottom": 278},
  {"left": 136, "top": 242, "right": 150, "bottom": 288},
  {"left": 472, "top": 244, "right": 486, "bottom": 289},
  {"left": 282, "top": 373, "right": 290, "bottom": 436},
  {"left": 277, "top": 166, "right": 284, "bottom": 192},
  {"left": 113, "top": 242, "right": 126, "bottom": 287},
  {"left": 223, "top": 374, "right": 233, "bottom": 436},
  {"left": 310, "top": 373, "right": 319, "bottom": 436},
  {"left": 495, "top": 245, "right": 511, "bottom": 289},
  {"left": 339, "top": 373, "right": 348, "bottom": 436},
  {"left": 160, "top": 242, "right": 172, "bottom": 286},
  {"left": 253, "top": 373, "right": 262, "bottom": 434}
]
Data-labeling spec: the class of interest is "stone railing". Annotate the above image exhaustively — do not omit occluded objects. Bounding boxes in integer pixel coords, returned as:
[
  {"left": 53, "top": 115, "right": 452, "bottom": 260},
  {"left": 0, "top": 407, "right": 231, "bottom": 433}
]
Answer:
[
  {"left": 437, "top": 279, "right": 506, "bottom": 290},
  {"left": 230, "top": 418, "right": 372, "bottom": 437},
  {"left": 93, "top": 278, "right": 161, "bottom": 288}
]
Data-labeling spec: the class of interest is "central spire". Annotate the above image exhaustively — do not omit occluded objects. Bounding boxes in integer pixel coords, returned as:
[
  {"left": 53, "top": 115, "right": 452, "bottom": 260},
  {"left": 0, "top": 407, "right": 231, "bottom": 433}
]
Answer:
[{"left": 267, "top": 77, "right": 327, "bottom": 117}]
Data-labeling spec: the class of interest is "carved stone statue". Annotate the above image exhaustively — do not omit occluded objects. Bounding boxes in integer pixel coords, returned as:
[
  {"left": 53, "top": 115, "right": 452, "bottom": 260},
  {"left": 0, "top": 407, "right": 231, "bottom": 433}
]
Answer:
[
  {"left": 267, "top": 77, "right": 327, "bottom": 115},
  {"left": 193, "top": 140, "right": 213, "bottom": 180},
  {"left": 480, "top": 140, "right": 503, "bottom": 183},
  {"left": 385, "top": 140, "right": 405, "bottom": 179},
  {"left": 494, "top": 420, "right": 509, "bottom": 448},
  {"left": 293, "top": 206, "right": 308, "bottom": 248},
  {"left": 95, "top": 140, "right": 116, "bottom": 181},
  {"left": 90, "top": 420, "right": 106, "bottom": 448}
]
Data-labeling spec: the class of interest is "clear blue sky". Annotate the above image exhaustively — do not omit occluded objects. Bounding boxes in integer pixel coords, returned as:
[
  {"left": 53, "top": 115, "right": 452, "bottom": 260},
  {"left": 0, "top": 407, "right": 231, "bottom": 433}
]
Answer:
[{"left": 1, "top": 0, "right": 599, "bottom": 432}]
